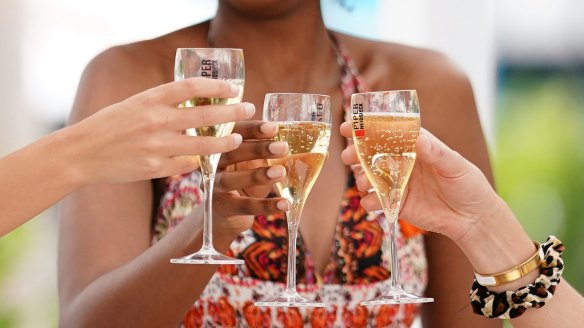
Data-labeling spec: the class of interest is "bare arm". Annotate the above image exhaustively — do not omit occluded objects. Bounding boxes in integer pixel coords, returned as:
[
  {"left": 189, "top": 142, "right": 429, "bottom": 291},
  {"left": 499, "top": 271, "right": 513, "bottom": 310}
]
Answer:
[
  {"left": 0, "top": 78, "right": 247, "bottom": 237},
  {"left": 0, "top": 127, "right": 86, "bottom": 236}
]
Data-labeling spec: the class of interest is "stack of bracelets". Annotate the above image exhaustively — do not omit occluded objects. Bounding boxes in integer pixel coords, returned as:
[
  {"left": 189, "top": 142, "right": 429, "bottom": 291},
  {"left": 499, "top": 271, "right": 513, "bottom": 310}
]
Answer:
[{"left": 469, "top": 236, "right": 565, "bottom": 319}]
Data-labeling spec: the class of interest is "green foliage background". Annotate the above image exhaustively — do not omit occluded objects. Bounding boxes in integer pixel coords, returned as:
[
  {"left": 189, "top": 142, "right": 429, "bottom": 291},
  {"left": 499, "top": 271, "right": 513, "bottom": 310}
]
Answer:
[{"left": 494, "top": 66, "right": 584, "bottom": 293}]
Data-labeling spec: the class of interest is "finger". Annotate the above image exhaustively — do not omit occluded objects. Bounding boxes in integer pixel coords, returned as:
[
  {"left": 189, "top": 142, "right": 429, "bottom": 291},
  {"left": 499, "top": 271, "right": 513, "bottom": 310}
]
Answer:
[
  {"left": 213, "top": 193, "right": 291, "bottom": 217},
  {"left": 339, "top": 121, "right": 353, "bottom": 138},
  {"left": 219, "top": 140, "right": 288, "bottom": 167},
  {"left": 214, "top": 165, "right": 286, "bottom": 192},
  {"left": 174, "top": 102, "right": 255, "bottom": 130},
  {"left": 416, "top": 128, "right": 471, "bottom": 178},
  {"left": 361, "top": 192, "right": 382, "bottom": 212},
  {"left": 341, "top": 145, "right": 359, "bottom": 165},
  {"left": 153, "top": 156, "right": 200, "bottom": 178},
  {"left": 350, "top": 164, "right": 362, "bottom": 174},
  {"left": 170, "top": 134, "right": 243, "bottom": 157},
  {"left": 355, "top": 172, "right": 373, "bottom": 192},
  {"left": 147, "top": 77, "right": 240, "bottom": 105},
  {"left": 233, "top": 121, "right": 279, "bottom": 140}
]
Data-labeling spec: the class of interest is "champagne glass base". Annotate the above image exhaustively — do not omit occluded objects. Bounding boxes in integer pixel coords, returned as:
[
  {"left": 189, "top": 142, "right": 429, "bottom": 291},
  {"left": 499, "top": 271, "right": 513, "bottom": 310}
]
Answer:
[
  {"left": 361, "top": 287, "right": 434, "bottom": 306},
  {"left": 170, "top": 249, "right": 244, "bottom": 265},
  {"left": 255, "top": 291, "right": 325, "bottom": 308}
]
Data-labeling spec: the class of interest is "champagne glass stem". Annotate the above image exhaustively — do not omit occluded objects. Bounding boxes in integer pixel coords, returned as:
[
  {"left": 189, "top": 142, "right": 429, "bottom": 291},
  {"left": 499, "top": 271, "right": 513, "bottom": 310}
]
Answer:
[
  {"left": 386, "top": 214, "right": 401, "bottom": 290},
  {"left": 255, "top": 204, "right": 325, "bottom": 307},
  {"left": 171, "top": 153, "right": 243, "bottom": 264},
  {"left": 285, "top": 219, "right": 299, "bottom": 294},
  {"left": 201, "top": 171, "right": 216, "bottom": 252}
]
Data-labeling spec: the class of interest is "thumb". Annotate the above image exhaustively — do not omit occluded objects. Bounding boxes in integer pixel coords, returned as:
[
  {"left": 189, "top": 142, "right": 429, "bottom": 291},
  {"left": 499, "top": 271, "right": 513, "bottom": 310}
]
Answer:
[{"left": 416, "top": 128, "right": 470, "bottom": 178}]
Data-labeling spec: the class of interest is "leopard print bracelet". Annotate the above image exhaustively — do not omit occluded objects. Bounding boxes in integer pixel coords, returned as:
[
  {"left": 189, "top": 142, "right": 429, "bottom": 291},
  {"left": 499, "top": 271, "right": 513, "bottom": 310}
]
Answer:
[{"left": 469, "top": 236, "right": 565, "bottom": 319}]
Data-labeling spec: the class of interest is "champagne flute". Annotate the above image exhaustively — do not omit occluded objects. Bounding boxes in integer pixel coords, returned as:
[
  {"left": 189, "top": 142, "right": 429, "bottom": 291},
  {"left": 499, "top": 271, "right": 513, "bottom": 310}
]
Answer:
[
  {"left": 255, "top": 93, "right": 331, "bottom": 307},
  {"left": 351, "top": 90, "right": 434, "bottom": 305},
  {"left": 170, "top": 48, "right": 245, "bottom": 265}
]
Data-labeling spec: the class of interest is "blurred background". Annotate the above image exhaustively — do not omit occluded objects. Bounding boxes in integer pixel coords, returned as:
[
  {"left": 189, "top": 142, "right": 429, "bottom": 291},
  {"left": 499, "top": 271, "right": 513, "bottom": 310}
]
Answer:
[{"left": 0, "top": 0, "right": 582, "bottom": 326}]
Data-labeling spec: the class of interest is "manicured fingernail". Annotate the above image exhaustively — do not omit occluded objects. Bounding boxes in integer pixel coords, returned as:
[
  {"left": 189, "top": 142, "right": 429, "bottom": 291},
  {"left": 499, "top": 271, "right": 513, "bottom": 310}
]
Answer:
[
  {"left": 230, "top": 83, "right": 240, "bottom": 96},
  {"left": 277, "top": 199, "right": 290, "bottom": 211},
  {"left": 268, "top": 141, "right": 288, "bottom": 154},
  {"left": 260, "top": 122, "right": 278, "bottom": 135},
  {"left": 243, "top": 103, "right": 255, "bottom": 117},
  {"left": 267, "top": 165, "right": 286, "bottom": 179},
  {"left": 232, "top": 133, "right": 243, "bottom": 147}
]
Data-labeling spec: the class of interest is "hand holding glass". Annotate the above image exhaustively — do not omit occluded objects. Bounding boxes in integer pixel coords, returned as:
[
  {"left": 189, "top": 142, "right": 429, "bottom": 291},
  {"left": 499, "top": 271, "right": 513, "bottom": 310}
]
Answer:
[
  {"left": 351, "top": 90, "right": 434, "bottom": 305},
  {"left": 170, "top": 48, "right": 245, "bottom": 265},
  {"left": 255, "top": 93, "right": 331, "bottom": 308}
]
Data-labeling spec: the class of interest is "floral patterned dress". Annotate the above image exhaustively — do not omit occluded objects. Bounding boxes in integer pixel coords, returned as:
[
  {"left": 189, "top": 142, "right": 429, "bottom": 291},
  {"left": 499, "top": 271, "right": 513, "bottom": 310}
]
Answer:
[{"left": 152, "top": 35, "right": 429, "bottom": 328}]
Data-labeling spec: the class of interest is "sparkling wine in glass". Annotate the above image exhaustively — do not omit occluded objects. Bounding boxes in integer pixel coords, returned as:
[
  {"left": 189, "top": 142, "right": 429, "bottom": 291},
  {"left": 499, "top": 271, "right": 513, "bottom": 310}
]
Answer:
[
  {"left": 351, "top": 90, "right": 434, "bottom": 305},
  {"left": 170, "top": 48, "right": 245, "bottom": 265},
  {"left": 255, "top": 93, "right": 331, "bottom": 307}
]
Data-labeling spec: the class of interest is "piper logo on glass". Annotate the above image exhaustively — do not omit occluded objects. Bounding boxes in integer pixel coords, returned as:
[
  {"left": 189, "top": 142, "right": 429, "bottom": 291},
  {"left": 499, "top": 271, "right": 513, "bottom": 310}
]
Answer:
[
  {"left": 352, "top": 103, "right": 364, "bottom": 137},
  {"left": 201, "top": 59, "right": 219, "bottom": 79},
  {"left": 311, "top": 103, "right": 324, "bottom": 122}
]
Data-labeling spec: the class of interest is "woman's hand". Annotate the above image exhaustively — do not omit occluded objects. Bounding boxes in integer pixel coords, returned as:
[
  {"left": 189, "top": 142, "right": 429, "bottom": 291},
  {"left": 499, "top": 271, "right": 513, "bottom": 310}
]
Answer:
[
  {"left": 340, "top": 122, "right": 499, "bottom": 241},
  {"left": 211, "top": 120, "right": 290, "bottom": 238},
  {"left": 67, "top": 78, "right": 253, "bottom": 185},
  {"left": 219, "top": 121, "right": 287, "bottom": 199}
]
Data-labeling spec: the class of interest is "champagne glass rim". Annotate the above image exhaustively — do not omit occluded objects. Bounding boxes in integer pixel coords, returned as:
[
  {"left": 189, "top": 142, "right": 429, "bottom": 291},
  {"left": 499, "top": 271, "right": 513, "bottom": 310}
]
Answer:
[
  {"left": 265, "top": 92, "right": 330, "bottom": 98},
  {"left": 176, "top": 47, "right": 243, "bottom": 52},
  {"left": 352, "top": 90, "right": 417, "bottom": 96}
]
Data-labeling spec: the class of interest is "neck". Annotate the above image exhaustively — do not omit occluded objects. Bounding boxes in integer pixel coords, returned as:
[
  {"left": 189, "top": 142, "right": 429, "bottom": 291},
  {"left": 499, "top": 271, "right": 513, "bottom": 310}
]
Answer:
[
  {"left": 209, "top": 1, "right": 337, "bottom": 92},
  {"left": 211, "top": 1, "right": 328, "bottom": 52}
]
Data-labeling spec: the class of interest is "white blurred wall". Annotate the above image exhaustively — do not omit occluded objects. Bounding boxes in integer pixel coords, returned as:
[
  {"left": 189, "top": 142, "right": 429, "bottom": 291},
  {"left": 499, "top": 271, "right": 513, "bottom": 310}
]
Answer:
[
  {"left": 0, "top": 0, "right": 218, "bottom": 159},
  {"left": 495, "top": 0, "right": 584, "bottom": 65},
  {"left": 0, "top": 0, "right": 27, "bottom": 155}
]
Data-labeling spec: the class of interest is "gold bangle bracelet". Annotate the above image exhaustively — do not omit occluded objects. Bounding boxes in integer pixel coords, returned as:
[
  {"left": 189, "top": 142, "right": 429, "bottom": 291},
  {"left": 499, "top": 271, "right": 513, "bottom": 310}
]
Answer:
[{"left": 474, "top": 241, "right": 543, "bottom": 287}]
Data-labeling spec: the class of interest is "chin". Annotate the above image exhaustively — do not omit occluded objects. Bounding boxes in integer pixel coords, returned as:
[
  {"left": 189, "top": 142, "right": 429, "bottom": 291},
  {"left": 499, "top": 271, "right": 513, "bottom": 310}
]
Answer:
[{"left": 221, "top": 0, "right": 310, "bottom": 19}]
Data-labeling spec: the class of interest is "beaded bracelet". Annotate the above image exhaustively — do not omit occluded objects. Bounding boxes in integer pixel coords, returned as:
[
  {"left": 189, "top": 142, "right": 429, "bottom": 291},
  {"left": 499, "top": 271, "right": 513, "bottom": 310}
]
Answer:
[{"left": 469, "top": 236, "right": 565, "bottom": 319}]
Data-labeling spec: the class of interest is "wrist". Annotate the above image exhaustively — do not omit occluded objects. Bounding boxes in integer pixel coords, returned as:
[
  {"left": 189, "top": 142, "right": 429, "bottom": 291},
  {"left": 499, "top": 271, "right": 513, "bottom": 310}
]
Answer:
[
  {"left": 455, "top": 195, "right": 535, "bottom": 281},
  {"left": 470, "top": 236, "right": 565, "bottom": 319},
  {"left": 47, "top": 127, "right": 92, "bottom": 189}
]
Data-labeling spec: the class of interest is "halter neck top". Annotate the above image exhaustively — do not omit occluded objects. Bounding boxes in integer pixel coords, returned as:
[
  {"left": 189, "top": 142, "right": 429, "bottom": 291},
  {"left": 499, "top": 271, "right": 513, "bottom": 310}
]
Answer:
[{"left": 152, "top": 34, "right": 428, "bottom": 328}]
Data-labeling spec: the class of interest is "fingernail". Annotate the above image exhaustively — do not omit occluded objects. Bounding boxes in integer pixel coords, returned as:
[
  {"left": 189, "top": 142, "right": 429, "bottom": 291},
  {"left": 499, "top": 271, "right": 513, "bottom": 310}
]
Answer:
[
  {"left": 268, "top": 141, "right": 288, "bottom": 154},
  {"left": 243, "top": 103, "right": 255, "bottom": 117},
  {"left": 230, "top": 83, "right": 240, "bottom": 96},
  {"left": 260, "top": 122, "right": 278, "bottom": 135},
  {"left": 266, "top": 165, "right": 286, "bottom": 179},
  {"left": 232, "top": 133, "right": 243, "bottom": 147},
  {"left": 277, "top": 199, "right": 290, "bottom": 211}
]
